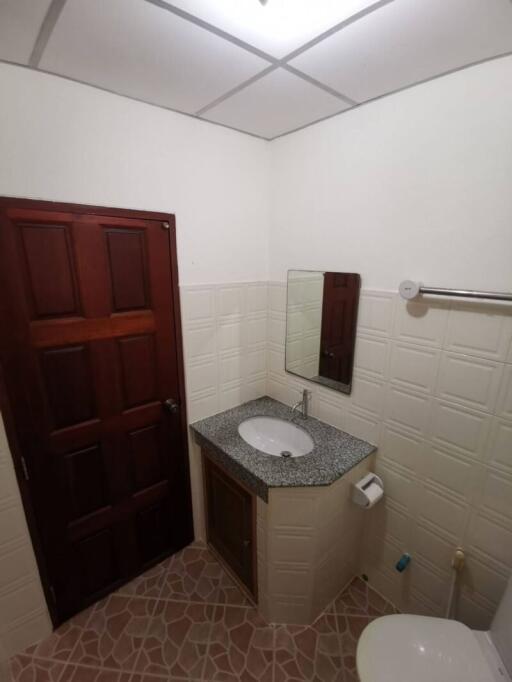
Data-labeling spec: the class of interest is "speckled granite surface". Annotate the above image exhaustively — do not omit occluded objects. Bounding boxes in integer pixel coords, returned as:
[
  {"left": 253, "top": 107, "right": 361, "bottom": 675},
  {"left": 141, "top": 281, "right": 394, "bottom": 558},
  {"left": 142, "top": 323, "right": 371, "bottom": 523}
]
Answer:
[{"left": 191, "top": 396, "right": 376, "bottom": 501}]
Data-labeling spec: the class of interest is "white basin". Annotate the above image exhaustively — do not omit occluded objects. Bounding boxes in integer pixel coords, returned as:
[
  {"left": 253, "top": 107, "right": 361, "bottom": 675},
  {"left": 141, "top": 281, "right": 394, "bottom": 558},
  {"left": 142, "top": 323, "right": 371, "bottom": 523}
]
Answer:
[{"left": 238, "top": 416, "right": 314, "bottom": 457}]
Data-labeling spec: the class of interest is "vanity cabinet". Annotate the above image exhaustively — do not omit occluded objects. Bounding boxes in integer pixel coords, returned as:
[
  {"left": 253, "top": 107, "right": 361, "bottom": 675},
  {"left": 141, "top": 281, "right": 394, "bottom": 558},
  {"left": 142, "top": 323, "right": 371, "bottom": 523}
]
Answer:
[{"left": 203, "top": 452, "right": 256, "bottom": 598}]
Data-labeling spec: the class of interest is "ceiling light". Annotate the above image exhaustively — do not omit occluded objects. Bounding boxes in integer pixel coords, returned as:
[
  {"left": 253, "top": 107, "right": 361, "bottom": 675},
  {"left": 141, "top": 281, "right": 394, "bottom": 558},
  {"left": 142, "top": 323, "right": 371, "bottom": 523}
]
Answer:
[{"left": 165, "top": 1, "right": 383, "bottom": 58}]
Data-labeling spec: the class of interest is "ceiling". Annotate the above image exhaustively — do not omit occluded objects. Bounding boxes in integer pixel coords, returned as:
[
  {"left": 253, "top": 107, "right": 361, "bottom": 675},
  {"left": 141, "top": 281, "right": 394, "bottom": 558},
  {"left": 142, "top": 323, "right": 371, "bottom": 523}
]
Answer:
[{"left": 1, "top": 0, "right": 512, "bottom": 140}]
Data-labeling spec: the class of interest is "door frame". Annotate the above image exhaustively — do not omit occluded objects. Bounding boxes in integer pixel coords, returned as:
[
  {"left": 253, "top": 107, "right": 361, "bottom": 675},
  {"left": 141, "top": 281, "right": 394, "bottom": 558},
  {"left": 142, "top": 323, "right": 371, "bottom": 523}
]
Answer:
[{"left": 0, "top": 197, "right": 193, "bottom": 626}]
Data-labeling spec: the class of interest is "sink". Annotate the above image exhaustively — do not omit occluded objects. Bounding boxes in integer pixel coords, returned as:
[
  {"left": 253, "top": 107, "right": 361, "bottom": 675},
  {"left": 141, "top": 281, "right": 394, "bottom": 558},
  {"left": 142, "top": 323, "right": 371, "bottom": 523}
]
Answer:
[{"left": 238, "top": 416, "right": 314, "bottom": 457}]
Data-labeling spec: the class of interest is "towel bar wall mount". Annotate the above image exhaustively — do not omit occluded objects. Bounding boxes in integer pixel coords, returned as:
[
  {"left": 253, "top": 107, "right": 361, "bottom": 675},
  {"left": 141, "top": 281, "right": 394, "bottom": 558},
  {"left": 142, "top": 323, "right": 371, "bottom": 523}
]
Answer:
[{"left": 399, "top": 280, "right": 512, "bottom": 303}]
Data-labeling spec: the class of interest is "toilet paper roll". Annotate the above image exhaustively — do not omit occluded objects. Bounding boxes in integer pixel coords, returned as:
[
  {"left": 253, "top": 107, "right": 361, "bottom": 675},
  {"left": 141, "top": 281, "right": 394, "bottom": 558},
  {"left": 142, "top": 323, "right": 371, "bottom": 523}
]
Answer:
[{"left": 361, "top": 481, "right": 384, "bottom": 508}]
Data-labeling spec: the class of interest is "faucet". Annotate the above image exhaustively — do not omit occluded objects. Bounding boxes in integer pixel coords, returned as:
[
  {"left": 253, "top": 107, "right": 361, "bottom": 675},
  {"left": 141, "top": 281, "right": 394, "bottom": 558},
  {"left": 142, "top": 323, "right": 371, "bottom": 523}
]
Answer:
[{"left": 291, "top": 389, "right": 311, "bottom": 419}]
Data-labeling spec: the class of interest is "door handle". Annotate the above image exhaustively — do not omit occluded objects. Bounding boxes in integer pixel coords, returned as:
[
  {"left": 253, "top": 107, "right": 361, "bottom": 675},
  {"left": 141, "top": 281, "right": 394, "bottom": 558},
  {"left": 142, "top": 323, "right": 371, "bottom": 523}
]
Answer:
[{"left": 163, "top": 398, "right": 180, "bottom": 413}]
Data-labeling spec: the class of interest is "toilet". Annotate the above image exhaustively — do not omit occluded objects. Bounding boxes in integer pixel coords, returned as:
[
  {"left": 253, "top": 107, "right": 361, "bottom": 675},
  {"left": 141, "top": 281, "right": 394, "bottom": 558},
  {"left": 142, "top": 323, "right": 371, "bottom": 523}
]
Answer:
[{"left": 357, "top": 575, "right": 512, "bottom": 682}]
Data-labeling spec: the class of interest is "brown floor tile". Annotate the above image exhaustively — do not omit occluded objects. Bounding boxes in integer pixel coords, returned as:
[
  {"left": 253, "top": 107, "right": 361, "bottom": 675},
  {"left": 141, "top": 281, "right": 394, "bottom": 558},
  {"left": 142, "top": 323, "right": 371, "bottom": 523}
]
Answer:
[
  {"left": 330, "top": 577, "right": 396, "bottom": 617},
  {"left": 203, "top": 605, "right": 274, "bottom": 682},
  {"left": 215, "top": 570, "right": 253, "bottom": 607},
  {"left": 69, "top": 595, "right": 156, "bottom": 670},
  {"left": 135, "top": 600, "right": 214, "bottom": 678},
  {"left": 116, "top": 562, "right": 167, "bottom": 600},
  {"left": 24, "top": 608, "right": 93, "bottom": 662},
  {"left": 336, "top": 615, "right": 372, "bottom": 680},
  {"left": 158, "top": 546, "right": 224, "bottom": 603},
  {"left": 274, "top": 614, "right": 344, "bottom": 682},
  {"left": 9, "top": 656, "right": 65, "bottom": 682},
  {"left": 59, "top": 665, "right": 131, "bottom": 682}
]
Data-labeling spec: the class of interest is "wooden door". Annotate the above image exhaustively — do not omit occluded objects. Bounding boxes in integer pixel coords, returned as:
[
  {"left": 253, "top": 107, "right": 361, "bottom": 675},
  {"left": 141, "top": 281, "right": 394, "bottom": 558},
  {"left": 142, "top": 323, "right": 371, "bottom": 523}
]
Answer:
[
  {"left": 203, "top": 453, "right": 256, "bottom": 598},
  {"left": 319, "top": 272, "right": 361, "bottom": 385},
  {"left": 0, "top": 198, "right": 193, "bottom": 623}
]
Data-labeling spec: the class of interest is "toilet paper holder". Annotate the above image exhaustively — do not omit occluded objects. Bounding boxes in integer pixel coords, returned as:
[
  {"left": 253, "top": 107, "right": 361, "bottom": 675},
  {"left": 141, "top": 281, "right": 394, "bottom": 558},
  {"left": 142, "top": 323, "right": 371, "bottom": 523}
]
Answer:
[{"left": 352, "top": 472, "right": 384, "bottom": 508}]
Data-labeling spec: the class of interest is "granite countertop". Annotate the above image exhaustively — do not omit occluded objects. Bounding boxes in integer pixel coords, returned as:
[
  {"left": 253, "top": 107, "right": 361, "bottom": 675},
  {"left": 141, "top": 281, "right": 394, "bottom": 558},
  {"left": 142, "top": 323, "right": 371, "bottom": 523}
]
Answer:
[{"left": 191, "top": 396, "right": 376, "bottom": 501}]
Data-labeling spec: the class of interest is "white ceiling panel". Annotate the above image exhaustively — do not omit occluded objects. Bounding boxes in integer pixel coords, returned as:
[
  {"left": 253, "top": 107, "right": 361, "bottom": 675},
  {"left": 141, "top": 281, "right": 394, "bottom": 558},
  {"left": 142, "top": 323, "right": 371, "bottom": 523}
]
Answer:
[
  {"left": 202, "top": 68, "right": 350, "bottom": 139},
  {"left": 40, "top": 0, "right": 270, "bottom": 114},
  {"left": 163, "top": 0, "right": 386, "bottom": 58},
  {"left": 0, "top": 0, "right": 52, "bottom": 64},
  {"left": 290, "top": 0, "right": 512, "bottom": 103}
]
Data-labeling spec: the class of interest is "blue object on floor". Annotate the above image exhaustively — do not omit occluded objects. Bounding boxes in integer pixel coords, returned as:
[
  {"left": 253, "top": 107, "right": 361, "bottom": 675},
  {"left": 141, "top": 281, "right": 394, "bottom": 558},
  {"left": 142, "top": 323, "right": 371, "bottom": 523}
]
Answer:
[{"left": 395, "top": 553, "right": 411, "bottom": 572}]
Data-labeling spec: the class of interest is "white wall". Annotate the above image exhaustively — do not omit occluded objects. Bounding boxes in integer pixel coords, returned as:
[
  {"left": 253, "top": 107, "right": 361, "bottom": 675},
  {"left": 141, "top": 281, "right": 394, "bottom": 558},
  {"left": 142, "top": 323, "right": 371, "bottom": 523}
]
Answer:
[
  {"left": 0, "top": 64, "right": 271, "bottom": 285},
  {"left": 269, "top": 55, "right": 512, "bottom": 292}
]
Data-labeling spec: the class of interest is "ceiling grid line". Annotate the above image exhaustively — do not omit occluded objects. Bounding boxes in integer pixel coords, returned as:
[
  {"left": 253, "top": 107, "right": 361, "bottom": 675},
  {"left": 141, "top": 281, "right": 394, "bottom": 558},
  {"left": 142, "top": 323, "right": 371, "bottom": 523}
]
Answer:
[{"left": 28, "top": 0, "right": 68, "bottom": 68}]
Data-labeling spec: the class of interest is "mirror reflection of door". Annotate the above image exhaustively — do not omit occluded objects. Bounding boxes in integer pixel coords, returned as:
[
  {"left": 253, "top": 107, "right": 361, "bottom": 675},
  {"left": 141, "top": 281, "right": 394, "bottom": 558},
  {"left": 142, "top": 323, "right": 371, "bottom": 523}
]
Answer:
[
  {"left": 319, "top": 273, "right": 361, "bottom": 385},
  {"left": 285, "top": 270, "right": 360, "bottom": 394}
]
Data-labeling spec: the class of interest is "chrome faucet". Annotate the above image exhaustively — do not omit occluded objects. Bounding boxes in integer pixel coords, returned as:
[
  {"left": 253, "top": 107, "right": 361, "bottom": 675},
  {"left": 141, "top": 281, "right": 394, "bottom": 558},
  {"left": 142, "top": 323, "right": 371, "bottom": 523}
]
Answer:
[{"left": 291, "top": 389, "right": 311, "bottom": 419}]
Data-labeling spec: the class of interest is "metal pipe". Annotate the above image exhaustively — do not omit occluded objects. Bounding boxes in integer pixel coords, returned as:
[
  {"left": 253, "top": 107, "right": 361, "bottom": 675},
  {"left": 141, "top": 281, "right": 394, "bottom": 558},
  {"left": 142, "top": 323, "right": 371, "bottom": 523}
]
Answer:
[{"left": 399, "top": 280, "right": 512, "bottom": 303}]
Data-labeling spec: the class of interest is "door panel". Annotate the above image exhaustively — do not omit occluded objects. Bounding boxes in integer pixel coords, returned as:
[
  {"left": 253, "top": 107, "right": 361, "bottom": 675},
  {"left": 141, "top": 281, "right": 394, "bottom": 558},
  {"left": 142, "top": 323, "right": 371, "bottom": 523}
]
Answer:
[{"left": 0, "top": 199, "right": 193, "bottom": 624}]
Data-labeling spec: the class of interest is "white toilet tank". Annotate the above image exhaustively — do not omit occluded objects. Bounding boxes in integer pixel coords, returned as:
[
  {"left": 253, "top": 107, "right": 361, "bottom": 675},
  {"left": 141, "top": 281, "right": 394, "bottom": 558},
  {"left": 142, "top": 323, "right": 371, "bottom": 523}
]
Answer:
[{"left": 490, "top": 574, "right": 512, "bottom": 675}]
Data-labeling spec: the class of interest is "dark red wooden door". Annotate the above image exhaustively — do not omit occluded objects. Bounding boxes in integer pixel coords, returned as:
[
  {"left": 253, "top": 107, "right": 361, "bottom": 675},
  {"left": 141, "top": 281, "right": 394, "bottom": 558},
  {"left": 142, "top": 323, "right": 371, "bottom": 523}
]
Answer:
[
  {"left": 0, "top": 200, "right": 193, "bottom": 623},
  {"left": 319, "top": 273, "right": 361, "bottom": 385}
]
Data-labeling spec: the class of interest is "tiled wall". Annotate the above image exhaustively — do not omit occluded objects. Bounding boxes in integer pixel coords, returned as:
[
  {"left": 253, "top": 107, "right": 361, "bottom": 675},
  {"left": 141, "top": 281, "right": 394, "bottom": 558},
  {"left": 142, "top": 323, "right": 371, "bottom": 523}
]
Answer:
[
  {"left": 180, "top": 282, "right": 269, "bottom": 541},
  {"left": 0, "top": 417, "right": 52, "bottom": 661},
  {"left": 267, "top": 281, "right": 512, "bottom": 629}
]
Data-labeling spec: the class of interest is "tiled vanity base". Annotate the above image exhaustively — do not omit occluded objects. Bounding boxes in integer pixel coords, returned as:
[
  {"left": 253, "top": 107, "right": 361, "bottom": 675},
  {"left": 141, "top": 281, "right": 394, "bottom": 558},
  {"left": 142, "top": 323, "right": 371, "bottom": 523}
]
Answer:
[{"left": 257, "top": 458, "right": 375, "bottom": 625}]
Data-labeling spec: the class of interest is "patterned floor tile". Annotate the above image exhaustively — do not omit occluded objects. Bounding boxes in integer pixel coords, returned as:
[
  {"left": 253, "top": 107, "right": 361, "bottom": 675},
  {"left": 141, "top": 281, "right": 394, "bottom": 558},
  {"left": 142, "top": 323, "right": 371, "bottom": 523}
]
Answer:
[
  {"left": 330, "top": 577, "right": 396, "bottom": 617},
  {"left": 116, "top": 562, "right": 167, "bottom": 600},
  {"left": 59, "top": 665, "right": 131, "bottom": 682},
  {"left": 215, "top": 570, "right": 253, "bottom": 607},
  {"left": 24, "top": 608, "right": 93, "bottom": 662},
  {"left": 69, "top": 595, "right": 156, "bottom": 670},
  {"left": 274, "top": 614, "right": 344, "bottom": 682},
  {"left": 9, "top": 656, "right": 65, "bottom": 682},
  {"left": 158, "top": 546, "right": 224, "bottom": 603},
  {"left": 135, "top": 600, "right": 214, "bottom": 678},
  {"left": 336, "top": 615, "right": 372, "bottom": 681},
  {"left": 203, "top": 605, "right": 274, "bottom": 682}
]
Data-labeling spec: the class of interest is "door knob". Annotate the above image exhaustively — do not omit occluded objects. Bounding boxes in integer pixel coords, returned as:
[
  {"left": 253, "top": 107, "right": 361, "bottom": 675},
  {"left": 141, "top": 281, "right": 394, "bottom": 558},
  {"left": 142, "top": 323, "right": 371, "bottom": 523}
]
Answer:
[{"left": 163, "top": 398, "right": 180, "bottom": 413}]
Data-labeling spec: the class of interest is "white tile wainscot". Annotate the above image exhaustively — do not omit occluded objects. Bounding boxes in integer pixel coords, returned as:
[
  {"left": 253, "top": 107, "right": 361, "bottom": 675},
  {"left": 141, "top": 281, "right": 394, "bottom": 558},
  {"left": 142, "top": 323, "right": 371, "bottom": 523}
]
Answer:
[{"left": 266, "top": 282, "right": 512, "bottom": 629}]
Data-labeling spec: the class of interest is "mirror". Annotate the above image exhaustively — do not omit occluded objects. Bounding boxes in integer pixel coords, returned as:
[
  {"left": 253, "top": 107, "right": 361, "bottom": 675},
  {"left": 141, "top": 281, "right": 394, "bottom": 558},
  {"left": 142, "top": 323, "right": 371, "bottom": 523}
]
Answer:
[{"left": 285, "top": 270, "right": 361, "bottom": 394}]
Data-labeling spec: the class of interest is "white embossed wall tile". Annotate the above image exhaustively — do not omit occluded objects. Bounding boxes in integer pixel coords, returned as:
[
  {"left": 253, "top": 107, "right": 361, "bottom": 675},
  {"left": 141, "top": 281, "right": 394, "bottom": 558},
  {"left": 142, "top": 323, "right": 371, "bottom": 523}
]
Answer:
[
  {"left": 419, "top": 443, "right": 480, "bottom": 504},
  {"left": 428, "top": 400, "right": 492, "bottom": 459},
  {"left": 378, "top": 423, "right": 423, "bottom": 475},
  {"left": 435, "top": 352, "right": 503, "bottom": 413},
  {"left": 409, "top": 522, "right": 455, "bottom": 574},
  {"left": 216, "top": 284, "right": 246, "bottom": 318},
  {"left": 180, "top": 286, "right": 216, "bottom": 325},
  {"left": 383, "top": 384, "right": 433, "bottom": 436},
  {"left": 246, "top": 283, "right": 268, "bottom": 316},
  {"left": 496, "top": 364, "right": 512, "bottom": 420},
  {"left": 476, "top": 468, "right": 512, "bottom": 521},
  {"left": 345, "top": 407, "right": 380, "bottom": 445},
  {"left": 388, "top": 342, "right": 441, "bottom": 394},
  {"left": 354, "top": 334, "right": 391, "bottom": 379},
  {"left": 408, "top": 558, "right": 450, "bottom": 608},
  {"left": 268, "top": 282, "right": 287, "bottom": 314},
  {"left": 485, "top": 417, "right": 512, "bottom": 474},
  {"left": 417, "top": 484, "right": 470, "bottom": 540},
  {"left": 358, "top": 290, "right": 396, "bottom": 337},
  {"left": 393, "top": 299, "right": 450, "bottom": 348},
  {"left": 461, "top": 553, "right": 510, "bottom": 606},
  {"left": 444, "top": 303, "right": 512, "bottom": 361},
  {"left": 350, "top": 374, "right": 385, "bottom": 417},
  {"left": 457, "top": 593, "right": 496, "bottom": 630},
  {"left": 466, "top": 512, "right": 512, "bottom": 570}
]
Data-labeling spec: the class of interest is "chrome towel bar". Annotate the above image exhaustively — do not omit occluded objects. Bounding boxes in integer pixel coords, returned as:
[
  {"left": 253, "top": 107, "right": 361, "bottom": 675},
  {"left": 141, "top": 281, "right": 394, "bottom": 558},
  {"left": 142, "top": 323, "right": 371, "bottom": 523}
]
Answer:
[{"left": 399, "top": 280, "right": 512, "bottom": 303}]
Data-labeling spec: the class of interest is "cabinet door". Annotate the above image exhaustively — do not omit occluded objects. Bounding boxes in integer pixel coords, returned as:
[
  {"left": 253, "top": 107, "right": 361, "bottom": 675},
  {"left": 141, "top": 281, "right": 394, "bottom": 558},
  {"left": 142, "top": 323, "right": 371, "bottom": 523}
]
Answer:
[{"left": 203, "top": 454, "right": 256, "bottom": 597}]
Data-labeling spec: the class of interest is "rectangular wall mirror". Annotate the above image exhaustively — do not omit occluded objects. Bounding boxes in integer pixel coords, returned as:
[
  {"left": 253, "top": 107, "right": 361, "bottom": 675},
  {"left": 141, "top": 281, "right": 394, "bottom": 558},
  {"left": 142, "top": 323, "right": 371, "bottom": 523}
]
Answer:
[{"left": 285, "top": 270, "right": 361, "bottom": 394}]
